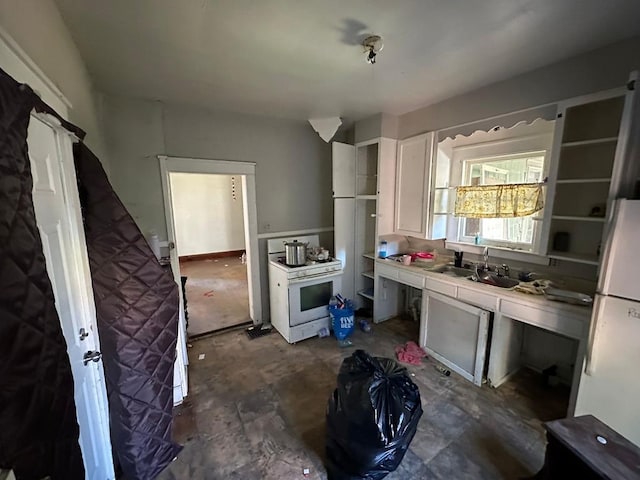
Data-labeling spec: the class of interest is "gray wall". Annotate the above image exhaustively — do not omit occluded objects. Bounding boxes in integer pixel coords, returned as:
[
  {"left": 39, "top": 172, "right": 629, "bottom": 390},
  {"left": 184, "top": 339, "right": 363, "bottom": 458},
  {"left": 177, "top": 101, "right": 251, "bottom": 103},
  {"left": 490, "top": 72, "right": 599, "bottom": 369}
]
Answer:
[
  {"left": 163, "top": 103, "right": 333, "bottom": 235},
  {"left": 398, "top": 35, "right": 640, "bottom": 139},
  {"left": 103, "top": 94, "right": 334, "bottom": 321},
  {"left": 0, "top": 0, "right": 109, "bottom": 170}
]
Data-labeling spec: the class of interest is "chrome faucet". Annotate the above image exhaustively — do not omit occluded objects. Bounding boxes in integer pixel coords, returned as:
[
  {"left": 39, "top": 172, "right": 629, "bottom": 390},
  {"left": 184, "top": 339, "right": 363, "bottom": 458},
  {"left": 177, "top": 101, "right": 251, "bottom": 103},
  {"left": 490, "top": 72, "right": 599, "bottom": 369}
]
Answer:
[
  {"left": 483, "top": 246, "right": 489, "bottom": 271},
  {"left": 498, "top": 264, "right": 510, "bottom": 277}
]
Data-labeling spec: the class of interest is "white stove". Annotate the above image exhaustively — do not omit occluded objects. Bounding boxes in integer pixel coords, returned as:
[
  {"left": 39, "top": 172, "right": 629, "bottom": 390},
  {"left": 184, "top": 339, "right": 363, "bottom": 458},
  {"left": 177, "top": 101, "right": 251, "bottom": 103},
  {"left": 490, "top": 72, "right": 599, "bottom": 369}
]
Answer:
[
  {"left": 267, "top": 235, "right": 343, "bottom": 343},
  {"left": 269, "top": 255, "right": 343, "bottom": 280}
]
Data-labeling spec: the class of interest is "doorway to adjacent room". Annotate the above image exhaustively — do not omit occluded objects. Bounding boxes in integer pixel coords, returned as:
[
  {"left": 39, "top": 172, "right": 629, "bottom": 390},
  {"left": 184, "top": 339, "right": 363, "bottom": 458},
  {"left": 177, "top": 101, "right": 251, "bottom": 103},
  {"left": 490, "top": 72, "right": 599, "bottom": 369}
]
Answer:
[
  {"left": 170, "top": 172, "right": 251, "bottom": 336},
  {"left": 159, "top": 156, "right": 262, "bottom": 344}
]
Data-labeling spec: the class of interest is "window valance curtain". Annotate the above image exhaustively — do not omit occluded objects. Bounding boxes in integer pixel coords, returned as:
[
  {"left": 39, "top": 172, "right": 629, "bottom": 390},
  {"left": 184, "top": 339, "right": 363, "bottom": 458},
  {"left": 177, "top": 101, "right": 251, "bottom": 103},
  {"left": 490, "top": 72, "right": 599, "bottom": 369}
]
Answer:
[{"left": 454, "top": 183, "right": 544, "bottom": 218}]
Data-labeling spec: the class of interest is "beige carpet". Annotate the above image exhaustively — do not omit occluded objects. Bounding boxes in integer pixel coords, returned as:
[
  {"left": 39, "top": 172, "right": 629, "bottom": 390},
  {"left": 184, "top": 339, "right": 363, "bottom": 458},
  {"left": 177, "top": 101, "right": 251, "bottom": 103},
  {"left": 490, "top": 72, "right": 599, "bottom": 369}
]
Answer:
[{"left": 179, "top": 255, "right": 250, "bottom": 336}]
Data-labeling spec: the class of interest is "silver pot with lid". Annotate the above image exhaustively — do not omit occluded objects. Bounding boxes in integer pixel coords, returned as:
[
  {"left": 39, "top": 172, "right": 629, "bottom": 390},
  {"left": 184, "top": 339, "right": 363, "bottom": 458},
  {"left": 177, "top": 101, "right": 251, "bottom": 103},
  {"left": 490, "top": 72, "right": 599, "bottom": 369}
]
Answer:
[{"left": 283, "top": 240, "right": 308, "bottom": 266}]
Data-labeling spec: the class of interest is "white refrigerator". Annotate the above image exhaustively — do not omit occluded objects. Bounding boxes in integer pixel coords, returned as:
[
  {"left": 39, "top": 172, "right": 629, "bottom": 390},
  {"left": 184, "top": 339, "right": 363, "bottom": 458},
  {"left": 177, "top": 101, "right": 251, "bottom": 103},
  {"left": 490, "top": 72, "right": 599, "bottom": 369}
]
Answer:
[{"left": 575, "top": 199, "right": 640, "bottom": 446}]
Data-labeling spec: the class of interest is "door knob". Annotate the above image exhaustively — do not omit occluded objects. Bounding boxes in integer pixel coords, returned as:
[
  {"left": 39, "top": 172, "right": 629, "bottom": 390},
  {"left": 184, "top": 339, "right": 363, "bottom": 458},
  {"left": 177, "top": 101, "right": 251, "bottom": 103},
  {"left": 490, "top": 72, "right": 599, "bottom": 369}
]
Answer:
[{"left": 83, "top": 350, "right": 102, "bottom": 366}]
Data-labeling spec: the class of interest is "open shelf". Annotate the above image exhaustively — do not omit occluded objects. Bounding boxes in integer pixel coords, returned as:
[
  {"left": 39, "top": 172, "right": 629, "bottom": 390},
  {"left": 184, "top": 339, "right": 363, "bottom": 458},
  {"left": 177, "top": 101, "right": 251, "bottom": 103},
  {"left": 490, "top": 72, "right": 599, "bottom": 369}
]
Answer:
[
  {"left": 551, "top": 215, "right": 606, "bottom": 223},
  {"left": 555, "top": 178, "right": 611, "bottom": 184},
  {"left": 547, "top": 251, "right": 600, "bottom": 266},
  {"left": 561, "top": 96, "right": 624, "bottom": 143},
  {"left": 362, "top": 271, "right": 375, "bottom": 279},
  {"left": 362, "top": 252, "right": 376, "bottom": 260},
  {"left": 358, "top": 289, "right": 375, "bottom": 301},
  {"left": 561, "top": 137, "right": 618, "bottom": 148}
]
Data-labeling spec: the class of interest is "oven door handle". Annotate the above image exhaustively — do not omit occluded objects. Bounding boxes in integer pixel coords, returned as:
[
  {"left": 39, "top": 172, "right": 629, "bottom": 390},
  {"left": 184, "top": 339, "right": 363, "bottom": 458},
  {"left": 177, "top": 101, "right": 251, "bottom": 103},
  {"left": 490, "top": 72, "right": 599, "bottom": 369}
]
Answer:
[{"left": 287, "top": 270, "right": 343, "bottom": 285}]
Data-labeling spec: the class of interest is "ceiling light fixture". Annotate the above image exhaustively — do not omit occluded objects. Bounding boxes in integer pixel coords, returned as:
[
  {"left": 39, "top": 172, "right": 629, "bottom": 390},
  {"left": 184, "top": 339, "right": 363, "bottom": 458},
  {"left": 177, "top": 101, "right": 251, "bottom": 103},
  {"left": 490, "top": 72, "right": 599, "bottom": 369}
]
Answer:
[{"left": 362, "top": 35, "right": 383, "bottom": 64}]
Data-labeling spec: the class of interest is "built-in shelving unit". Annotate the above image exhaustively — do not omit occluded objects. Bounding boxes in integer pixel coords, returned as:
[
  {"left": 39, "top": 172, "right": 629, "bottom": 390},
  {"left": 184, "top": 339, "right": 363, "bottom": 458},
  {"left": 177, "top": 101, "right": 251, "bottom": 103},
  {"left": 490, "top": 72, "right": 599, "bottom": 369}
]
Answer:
[
  {"left": 354, "top": 141, "right": 380, "bottom": 309},
  {"left": 362, "top": 270, "right": 375, "bottom": 279},
  {"left": 555, "top": 178, "right": 611, "bottom": 184},
  {"left": 547, "top": 95, "right": 625, "bottom": 264},
  {"left": 551, "top": 215, "right": 606, "bottom": 223},
  {"left": 334, "top": 136, "right": 396, "bottom": 316},
  {"left": 357, "top": 289, "right": 375, "bottom": 301},
  {"left": 547, "top": 251, "right": 600, "bottom": 266}
]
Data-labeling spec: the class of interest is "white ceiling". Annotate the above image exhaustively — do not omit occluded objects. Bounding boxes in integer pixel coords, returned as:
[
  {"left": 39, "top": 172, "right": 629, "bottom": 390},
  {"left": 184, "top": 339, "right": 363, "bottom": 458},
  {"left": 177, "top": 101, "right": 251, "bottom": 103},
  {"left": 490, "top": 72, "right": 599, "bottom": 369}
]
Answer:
[{"left": 56, "top": 0, "right": 640, "bottom": 123}]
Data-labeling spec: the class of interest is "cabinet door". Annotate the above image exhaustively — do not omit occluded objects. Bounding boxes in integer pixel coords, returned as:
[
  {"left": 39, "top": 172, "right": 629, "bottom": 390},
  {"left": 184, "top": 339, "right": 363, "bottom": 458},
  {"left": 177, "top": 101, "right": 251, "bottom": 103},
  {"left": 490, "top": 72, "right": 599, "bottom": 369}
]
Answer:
[
  {"left": 332, "top": 142, "right": 355, "bottom": 197},
  {"left": 334, "top": 198, "right": 355, "bottom": 301},
  {"left": 421, "top": 290, "right": 490, "bottom": 386},
  {"left": 377, "top": 138, "right": 397, "bottom": 236},
  {"left": 395, "top": 133, "right": 432, "bottom": 237}
]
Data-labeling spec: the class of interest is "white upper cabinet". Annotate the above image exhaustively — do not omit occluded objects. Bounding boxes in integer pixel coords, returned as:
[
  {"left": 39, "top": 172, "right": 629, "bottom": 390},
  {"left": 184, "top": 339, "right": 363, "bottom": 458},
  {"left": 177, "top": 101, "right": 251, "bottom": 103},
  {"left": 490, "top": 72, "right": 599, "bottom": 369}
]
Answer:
[
  {"left": 395, "top": 132, "right": 444, "bottom": 239},
  {"left": 332, "top": 142, "right": 356, "bottom": 197}
]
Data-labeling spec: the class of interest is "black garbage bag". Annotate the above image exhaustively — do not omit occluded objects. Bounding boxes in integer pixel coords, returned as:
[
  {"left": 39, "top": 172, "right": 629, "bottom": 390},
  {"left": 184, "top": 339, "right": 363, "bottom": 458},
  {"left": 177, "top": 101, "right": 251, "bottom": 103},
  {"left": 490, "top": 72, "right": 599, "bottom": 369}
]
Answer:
[{"left": 326, "top": 350, "right": 423, "bottom": 480}]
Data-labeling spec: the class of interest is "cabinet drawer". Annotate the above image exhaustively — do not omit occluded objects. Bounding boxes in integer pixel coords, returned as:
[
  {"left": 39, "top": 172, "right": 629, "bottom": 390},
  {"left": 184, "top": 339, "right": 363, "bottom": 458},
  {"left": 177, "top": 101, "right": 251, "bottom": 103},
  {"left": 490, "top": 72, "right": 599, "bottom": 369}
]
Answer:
[
  {"left": 376, "top": 262, "right": 398, "bottom": 280},
  {"left": 424, "top": 277, "right": 457, "bottom": 297},
  {"left": 457, "top": 287, "right": 498, "bottom": 311},
  {"left": 500, "top": 300, "right": 586, "bottom": 339},
  {"left": 397, "top": 270, "right": 425, "bottom": 289}
]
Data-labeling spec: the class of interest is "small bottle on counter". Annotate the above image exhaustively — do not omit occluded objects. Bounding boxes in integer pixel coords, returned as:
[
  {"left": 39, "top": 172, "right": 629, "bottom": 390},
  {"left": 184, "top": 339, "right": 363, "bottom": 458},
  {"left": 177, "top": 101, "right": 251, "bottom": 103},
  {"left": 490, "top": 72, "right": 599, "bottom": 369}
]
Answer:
[{"left": 379, "top": 240, "right": 387, "bottom": 258}]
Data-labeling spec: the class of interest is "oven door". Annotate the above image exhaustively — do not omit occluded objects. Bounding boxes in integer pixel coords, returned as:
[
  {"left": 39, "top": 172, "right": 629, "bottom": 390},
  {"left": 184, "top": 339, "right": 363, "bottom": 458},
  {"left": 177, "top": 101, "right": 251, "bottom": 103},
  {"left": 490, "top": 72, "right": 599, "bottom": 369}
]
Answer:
[{"left": 288, "top": 272, "right": 342, "bottom": 326}]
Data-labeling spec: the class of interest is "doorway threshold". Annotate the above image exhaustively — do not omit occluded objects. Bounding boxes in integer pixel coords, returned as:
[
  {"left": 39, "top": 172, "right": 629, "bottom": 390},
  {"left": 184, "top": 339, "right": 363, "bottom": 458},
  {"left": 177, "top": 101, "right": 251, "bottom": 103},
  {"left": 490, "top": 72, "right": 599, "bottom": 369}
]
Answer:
[{"left": 188, "top": 320, "right": 254, "bottom": 341}]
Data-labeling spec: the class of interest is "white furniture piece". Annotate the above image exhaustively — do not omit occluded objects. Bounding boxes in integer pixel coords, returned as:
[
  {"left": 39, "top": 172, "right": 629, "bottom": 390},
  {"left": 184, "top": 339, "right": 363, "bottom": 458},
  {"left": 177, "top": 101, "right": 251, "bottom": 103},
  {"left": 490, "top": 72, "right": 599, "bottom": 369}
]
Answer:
[
  {"left": 575, "top": 199, "right": 640, "bottom": 446},
  {"left": 395, "top": 131, "right": 449, "bottom": 239},
  {"left": 267, "top": 235, "right": 343, "bottom": 343},
  {"left": 332, "top": 138, "right": 396, "bottom": 310}
]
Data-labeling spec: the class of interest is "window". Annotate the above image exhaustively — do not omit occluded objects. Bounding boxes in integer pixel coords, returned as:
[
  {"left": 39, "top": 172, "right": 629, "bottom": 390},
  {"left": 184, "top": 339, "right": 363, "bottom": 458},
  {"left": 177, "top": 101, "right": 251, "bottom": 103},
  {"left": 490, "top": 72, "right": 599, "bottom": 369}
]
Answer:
[
  {"left": 459, "top": 152, "right": 545, "bottom": 250},
  {"left": 438, "top": 119, "right": 555, "bottom": 254}
]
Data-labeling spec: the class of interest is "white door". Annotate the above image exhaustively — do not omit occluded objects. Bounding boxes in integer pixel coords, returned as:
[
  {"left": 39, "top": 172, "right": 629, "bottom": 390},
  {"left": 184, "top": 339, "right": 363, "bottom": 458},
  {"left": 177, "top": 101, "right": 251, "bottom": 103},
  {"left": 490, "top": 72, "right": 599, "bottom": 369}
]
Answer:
[
  {"left": 28, "top": 115, "right": 115, "bottom": 479},
  {"left": 332, "top": 142, "right": 356, "bottom": 197}
]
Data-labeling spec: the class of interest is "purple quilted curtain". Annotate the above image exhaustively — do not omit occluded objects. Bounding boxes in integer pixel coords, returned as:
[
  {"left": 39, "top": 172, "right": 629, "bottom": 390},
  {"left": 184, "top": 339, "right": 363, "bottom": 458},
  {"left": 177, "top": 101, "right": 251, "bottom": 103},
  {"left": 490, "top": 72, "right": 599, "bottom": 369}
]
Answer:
[
  {"left": 0, "top": 70, "right": 85, "bottom": 478},
  {"left": 73, "top": 143, "right": 182, "bottom": 480}
]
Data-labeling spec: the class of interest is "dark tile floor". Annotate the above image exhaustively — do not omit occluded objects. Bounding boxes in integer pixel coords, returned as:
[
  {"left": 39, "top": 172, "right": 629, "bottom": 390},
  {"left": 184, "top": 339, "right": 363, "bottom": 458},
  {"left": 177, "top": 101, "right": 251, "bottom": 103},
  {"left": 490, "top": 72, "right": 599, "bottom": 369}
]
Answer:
[{"left": 157, "top": 317, "right": 568, "bottom": 479}]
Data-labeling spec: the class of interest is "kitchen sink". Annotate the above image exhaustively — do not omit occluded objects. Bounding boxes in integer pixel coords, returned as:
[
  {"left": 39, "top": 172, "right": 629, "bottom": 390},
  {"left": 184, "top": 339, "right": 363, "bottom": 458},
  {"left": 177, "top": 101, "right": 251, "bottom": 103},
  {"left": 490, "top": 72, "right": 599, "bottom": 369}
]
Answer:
[
  {"left": 427, "top": 264, "right": 520, "bottom": 288},
  {"left": 427, "top": 264, "right": 475, "bottom": 277},
  {"left": 472, "top": 272, "right": 520, "bottom": 289}
]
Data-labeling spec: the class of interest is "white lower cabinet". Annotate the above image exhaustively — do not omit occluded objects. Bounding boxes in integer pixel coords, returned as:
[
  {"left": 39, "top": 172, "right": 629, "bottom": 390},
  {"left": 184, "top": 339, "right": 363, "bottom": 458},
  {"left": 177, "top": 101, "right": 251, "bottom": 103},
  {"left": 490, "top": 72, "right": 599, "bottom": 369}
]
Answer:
[{"left": 420, "top": 290, "right": 490, "bottom": 386}]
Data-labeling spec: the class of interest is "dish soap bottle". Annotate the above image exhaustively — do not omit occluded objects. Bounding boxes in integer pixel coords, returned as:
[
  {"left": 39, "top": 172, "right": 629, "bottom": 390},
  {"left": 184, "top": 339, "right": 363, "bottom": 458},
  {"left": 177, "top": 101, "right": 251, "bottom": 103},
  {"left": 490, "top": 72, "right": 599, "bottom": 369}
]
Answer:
[{"left": 379, "top": 240, "right": 387, "bottom": 259}]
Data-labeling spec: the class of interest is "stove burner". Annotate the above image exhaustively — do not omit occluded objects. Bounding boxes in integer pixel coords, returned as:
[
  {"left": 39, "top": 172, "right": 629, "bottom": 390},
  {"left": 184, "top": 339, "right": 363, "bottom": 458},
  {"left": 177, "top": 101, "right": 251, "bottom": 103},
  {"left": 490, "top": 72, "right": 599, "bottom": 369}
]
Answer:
[{"left": 275, "top": 256, "right": 336, "bottom": 268}]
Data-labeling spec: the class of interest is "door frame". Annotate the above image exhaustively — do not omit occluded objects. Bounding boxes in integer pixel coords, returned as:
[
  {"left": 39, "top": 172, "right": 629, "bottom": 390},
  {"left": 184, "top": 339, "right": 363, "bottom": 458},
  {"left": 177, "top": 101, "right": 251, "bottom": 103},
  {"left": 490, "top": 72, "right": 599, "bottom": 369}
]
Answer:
[{"left": 159, "top": 156, "right": 262, "bottom": 324}]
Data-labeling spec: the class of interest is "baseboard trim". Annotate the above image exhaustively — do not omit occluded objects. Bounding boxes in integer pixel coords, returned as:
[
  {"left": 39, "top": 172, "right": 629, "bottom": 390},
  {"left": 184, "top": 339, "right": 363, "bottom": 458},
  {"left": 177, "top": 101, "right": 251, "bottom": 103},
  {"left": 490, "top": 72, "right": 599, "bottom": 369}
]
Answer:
[{"left": 179, "top": 250, "right": 245, "bottom": 262}]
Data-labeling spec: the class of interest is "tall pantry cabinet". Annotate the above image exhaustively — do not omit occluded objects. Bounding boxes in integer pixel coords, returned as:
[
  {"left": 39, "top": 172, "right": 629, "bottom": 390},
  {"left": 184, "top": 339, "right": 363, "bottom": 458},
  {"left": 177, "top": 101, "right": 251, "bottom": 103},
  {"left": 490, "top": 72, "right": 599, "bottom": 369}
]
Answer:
[{"left": 332, "top": 138, "right": 396, "bottom": 310}]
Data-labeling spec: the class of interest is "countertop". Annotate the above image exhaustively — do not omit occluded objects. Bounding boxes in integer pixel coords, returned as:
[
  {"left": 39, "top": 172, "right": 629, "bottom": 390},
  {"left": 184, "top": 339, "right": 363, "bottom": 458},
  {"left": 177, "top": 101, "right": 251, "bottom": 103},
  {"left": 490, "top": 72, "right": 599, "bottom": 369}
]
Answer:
[{"left": 375, "top": 257, "right": 592, "bottom": 319}]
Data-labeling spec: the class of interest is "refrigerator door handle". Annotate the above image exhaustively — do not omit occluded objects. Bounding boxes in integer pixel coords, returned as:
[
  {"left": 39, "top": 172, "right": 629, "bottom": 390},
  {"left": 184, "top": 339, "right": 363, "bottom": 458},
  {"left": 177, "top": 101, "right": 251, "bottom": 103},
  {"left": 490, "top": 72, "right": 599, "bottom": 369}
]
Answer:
[{"left": 584, "top": 295, "right": 603, "bottom": 375}]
